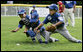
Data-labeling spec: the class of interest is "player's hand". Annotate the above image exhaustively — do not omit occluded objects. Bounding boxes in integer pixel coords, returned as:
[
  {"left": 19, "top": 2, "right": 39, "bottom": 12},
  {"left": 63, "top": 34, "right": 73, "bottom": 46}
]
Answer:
[
  {"left": 37, "top": 30, "right": 40, "bottom": 33},
  {"left": 73, "top": 10, "right": 75, "bottom": 13},
  {"left": 51, "top": 24, "right": 57, "bottom": 29},
  {"left": 34, "top": 27, "right": 38, "bottom": 32},
  {"left": 51, "top": 24, "right": 56, "bottom": 27},
  {"left": 23, "top": 14, "right": 26, "bottom": 18},
  {"left": 11, "top": 30, "right": 17, "bottom": 32}
]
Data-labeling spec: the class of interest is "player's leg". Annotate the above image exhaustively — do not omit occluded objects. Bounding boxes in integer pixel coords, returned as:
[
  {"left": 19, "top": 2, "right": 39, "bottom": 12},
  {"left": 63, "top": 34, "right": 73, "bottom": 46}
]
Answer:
[
  {"left": 40, "top": 30, "right": 59, "bottom": 43},
  {"left": 47, "top": 30, "right": 59, "bottom": 42},
  {"left": 26, "top": 32, "right": 36, "bottom": 43},
  {"left": 63, "top": 8, "right": 69, "bottom": 26},
  {"left": 69, "top": 8, "right": 75, "bottom": 27},
  {"left": 26, "top": 30, "right": 36, "bottom": 43},
  {"left": 36, "top": 33, "right": 43, "bottom": 43},
  {"left": 56, "top": 26, "right": 82, "bottom": 43},
  {"left": 40, "top": 31, "right": 50, "bottom": 44},
  {"left": 31, "top": 37, "right": 36, "bottom": 43},
  {"left": 61, "top": 13, "right": 64, "bottom": 18}
]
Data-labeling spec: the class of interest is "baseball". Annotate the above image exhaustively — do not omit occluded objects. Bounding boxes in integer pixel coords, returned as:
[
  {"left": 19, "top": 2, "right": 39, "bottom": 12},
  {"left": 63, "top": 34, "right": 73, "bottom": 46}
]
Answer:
[{"left": 16, "top": 43, "right": 20, "bottom": 46}]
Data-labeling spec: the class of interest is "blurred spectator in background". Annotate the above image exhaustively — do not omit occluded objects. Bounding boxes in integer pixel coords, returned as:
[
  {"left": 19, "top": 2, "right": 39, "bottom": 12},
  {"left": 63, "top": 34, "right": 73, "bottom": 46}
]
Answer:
[
  {"left": 7, "top": 1, "right": 13, "bottom": 4},
  {"left": 57, "top": 1, "right": 64, "bottom": 17}
]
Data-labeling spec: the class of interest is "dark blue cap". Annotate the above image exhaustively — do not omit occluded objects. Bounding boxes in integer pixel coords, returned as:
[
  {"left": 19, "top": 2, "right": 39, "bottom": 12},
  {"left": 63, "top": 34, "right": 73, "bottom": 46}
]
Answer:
[
  {"left": 18, "top": 9, "right": 26, "bottom": 14},
  {"left": 46, "top": 4, "right": 58, "bottom": 11}
]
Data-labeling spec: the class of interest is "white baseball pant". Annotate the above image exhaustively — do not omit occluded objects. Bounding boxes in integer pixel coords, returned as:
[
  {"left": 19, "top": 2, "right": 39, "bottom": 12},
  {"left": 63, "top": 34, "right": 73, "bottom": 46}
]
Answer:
[
  {"left": 48, "top": 26, "right": 81, "bottom": 43},
  {"left": 36, "top": 30, "right": 57, "bottom": 42},
  {"left": 64, "top": 8, "right": 75, "bottom": 27}
]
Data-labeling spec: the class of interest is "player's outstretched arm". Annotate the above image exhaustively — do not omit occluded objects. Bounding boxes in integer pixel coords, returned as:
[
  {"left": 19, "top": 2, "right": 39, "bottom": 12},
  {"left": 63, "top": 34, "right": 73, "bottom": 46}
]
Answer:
[
  {"left": 23, "top": 26, "right": 28, "bottom": 33},
  {"left": 11, "top": 27, "right": 20, "bottom": 32},
  {"left": 52, "top": 21, "right": 63, "bottom": 27}
]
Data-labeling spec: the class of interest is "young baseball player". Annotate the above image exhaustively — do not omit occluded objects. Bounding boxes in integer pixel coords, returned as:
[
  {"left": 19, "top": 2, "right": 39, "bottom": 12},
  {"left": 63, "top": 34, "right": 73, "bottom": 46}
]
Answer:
[
  {"left": 30, "top": 5, "right": 37, "bottom": 15},
  {"left": 11, "top": 9, "right": 30, "bottom": 33},
  {"left": 29, "top": 8, "right": 59, "bottom": 44},
  {"left": 11, "top": 9, "right": 36, "bottom": 42},
  {"left": 62, "top": 1, "right": 76, "bottom": 27},
  {"left": 34, "top": 4, "right": 82, "bottom": 43}
]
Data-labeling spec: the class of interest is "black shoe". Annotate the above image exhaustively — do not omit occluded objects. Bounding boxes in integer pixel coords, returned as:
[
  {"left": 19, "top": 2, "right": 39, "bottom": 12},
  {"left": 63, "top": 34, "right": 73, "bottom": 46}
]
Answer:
[
  {"left": 38, "top": 39, "right": 43, "bottom": 44},
  {"left": 77, "top": 40, "right": 82, "bottom": 43},
  {"left": 55, "top": 39, "right": 59, "bottom": 42},
  {"left": 44, "top": 41, "right": 48, "bottom": 44},
  {"left": 49, "top": 39, "right": 59, "bottom": 42}
]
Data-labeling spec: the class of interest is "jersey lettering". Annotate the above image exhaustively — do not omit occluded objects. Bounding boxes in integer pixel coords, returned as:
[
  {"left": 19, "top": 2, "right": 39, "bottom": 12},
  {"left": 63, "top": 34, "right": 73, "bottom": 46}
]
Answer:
[{"left": 48, "top": 16, "right": 52, "bottom": 20}]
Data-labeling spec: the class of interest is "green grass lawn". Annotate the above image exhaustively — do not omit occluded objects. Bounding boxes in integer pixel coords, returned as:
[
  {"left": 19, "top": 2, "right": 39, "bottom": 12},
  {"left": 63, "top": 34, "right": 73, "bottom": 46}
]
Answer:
[{"left": 1, "top": 16, "right": 82, "bottom": 51}]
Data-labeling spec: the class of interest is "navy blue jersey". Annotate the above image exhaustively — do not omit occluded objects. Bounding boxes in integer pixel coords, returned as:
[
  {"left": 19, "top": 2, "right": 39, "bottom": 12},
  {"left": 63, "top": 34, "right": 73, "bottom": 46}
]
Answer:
[
  {"left": 18, "top": 15, "right": 30, "bottom": 29},
  {"left": 30, "top": 10, "right": 40, "bottom": 30},
  {"left": 30, "top": 12, "right": 39, "bottom": 22},
  {"left": 62, "top": 1, "right": 76, "bottom": 8},
  {"left": 31, "top": 20, "right": 44, "bottom": 30},
  {"left": 43, "top": 12, "right": 65, "bottom": 28}
]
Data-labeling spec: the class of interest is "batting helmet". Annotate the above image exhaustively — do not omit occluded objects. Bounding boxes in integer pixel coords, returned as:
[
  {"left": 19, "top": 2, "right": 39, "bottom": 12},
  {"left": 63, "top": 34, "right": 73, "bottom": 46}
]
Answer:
[{"left": 46, "top": 4, "right": 58, "bottom": 11}]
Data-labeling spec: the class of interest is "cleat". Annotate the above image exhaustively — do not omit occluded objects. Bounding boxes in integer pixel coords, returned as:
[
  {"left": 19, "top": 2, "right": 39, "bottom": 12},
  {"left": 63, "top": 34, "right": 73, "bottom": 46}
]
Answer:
[
  {"left": 38, "top": 39, "right": 43, "bottom": 44},
  {"left": 77, "top": 40, "right": 82, "bottom": 43},
  {"left": 49, "top": 38, "right": 59, "bottom": 43},
  {"left": 44, "top": 41, "right": 48, "bottom": 44},
  {"left": 55, "top": 39, "right": 59, "bottom": 42}
]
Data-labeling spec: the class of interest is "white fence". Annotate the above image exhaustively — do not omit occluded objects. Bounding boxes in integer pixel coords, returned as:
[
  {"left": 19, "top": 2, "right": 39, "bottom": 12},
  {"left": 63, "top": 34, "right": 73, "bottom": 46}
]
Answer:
[{"left": 1, "top": 5, "right": 82, "bottom": 18}]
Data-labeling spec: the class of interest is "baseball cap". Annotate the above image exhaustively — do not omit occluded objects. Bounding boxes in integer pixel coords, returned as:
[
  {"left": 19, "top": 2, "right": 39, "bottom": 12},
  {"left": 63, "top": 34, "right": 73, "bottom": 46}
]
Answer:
[
  {"left": 57, "top": 1, "right": 63, "bottom": 5},
  {"left": 18, "top": 9, "right": 26, "bottom": 14},
  {"left": 46, "top": 4, "right": 58, "bottom": 11}
]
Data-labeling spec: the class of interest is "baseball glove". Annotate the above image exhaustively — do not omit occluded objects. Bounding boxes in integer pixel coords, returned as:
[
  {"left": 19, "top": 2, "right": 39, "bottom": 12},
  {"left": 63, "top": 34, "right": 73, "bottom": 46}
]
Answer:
[{"left": 45, "top": 25, "right": 56, "bottom": 32}]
